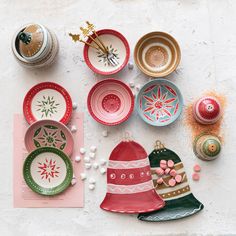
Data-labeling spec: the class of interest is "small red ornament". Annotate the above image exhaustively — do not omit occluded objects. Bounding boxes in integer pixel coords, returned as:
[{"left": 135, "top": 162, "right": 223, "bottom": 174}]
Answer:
[{"left": 193, "top": 96, "right": 221, "bottom": 124}]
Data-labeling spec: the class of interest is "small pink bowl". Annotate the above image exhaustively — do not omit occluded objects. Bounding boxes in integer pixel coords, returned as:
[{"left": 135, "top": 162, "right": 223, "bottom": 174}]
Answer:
[
  {"left": 87, "top": 79, "right": 134, "bottom": 126},
  {"left": 83, "top": 29, "right": 130, "bottom": 75}
]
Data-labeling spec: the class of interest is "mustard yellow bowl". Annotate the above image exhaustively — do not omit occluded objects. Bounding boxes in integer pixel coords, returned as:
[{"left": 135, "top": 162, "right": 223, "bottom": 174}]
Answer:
[{"left": 134, "top": 32, "right": 181, "bottom": 77}]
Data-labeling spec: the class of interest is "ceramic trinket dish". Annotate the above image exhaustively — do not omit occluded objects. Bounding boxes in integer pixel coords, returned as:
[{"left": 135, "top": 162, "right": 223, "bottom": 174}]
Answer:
[
  {"left": 136, "top": 79, "right": 183, "bottom": 126},
  {"left": 87, "top": 79, "right": 134, "bottom": 126},
  {"left": 24, "top": 120, "right": 74, "bottom": 156},
  {"left": 193, "top": 134, "right": 221, "bottom": 161},
  {"left": 138, "top": 141, "right": 204, "bottom": 221},
  {"left": 100, "top": 139, "right": 165, "bottom": 213},
  {"left": 12, "top": 23, "right": 59, "bottom": 69},
  {"left": 193, "top": 96, "right": 222, "bottom": 124},
  {"left": 23, "top": 147, "right": 73, "bottom": 196},
  {"left": 134, "top": 32, "right": 181, "bottom": 77},
  {"left": 83, "top": 29, "right": 130, "bottom": 75},
  {"left": 23, "top": 82, "right": 72, "bottom": 125}
]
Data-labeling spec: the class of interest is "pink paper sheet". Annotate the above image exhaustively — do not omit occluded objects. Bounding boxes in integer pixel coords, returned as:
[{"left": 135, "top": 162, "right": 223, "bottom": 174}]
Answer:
[{"left": 13, "top": 113, "right": 84, "bottom": 208}]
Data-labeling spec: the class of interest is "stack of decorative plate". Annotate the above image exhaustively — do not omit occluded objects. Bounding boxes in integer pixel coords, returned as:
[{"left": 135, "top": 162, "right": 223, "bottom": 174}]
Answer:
[{"left": 22, "top": 82, "right": 74, "bottom": 196}]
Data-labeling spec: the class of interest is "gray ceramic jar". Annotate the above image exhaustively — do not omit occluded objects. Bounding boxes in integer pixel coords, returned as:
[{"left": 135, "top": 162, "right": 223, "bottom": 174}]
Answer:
[{"left": 12, "top": 23, "right": 59, "bottom": 69}]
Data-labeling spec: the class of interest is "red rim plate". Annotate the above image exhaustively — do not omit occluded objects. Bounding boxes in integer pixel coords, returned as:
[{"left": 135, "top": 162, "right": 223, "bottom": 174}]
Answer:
[
  {"left": 23, "top": 82, "right": 72, "bottom": 125},
  {"left": 87, "top": 79, "right": 134, "bottom": 126},
  {"left": 83, "top": 29, "right": 130, "bottom": 75}
]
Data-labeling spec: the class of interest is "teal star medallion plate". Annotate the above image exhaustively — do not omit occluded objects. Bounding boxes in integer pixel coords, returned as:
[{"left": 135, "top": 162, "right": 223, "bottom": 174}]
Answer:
[{"left": 136, "top": 79, "right": 183, "bottom": 126}]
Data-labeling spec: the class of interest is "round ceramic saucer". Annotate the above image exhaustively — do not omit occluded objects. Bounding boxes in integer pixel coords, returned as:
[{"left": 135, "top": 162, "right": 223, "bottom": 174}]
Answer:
[
  {"left": 23, "top": 82, "right": 72, "bottom": 124},
  {"left": 25, "top": 120, "right": 74, "bottom": 156},
  {"left": 83, "top": 29, "right": 130, "bottom": 75},
  {"left": 134, "top": 32, "right": 181, "bottom": 77},
  {"left": 136, "top": 79, "right": 183, "bottom": 126},
  {"left": 23, "top": 147, "right": 73, "bottom": 196},
  {"left": 87, "top": 79, "right": 134, "bottom": 126}
]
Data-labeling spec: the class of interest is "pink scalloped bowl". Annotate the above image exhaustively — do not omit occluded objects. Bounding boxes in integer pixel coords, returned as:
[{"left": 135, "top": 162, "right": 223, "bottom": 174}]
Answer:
[{"left": 87, "top": 79, "right": 134, "bottom": 126}]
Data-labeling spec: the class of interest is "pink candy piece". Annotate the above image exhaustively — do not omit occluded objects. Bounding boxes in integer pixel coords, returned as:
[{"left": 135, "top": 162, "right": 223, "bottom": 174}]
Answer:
[
  {"left": 167, "top": 160, "right": 174, "bottom": 168},
  {"left": 168, "top": 178, "right": 176, "bottom": 187},
  {"left": 170, "top": 169, "right": 177, "bottom": 177},
  {"left": 160, "top": 163, "right": 167, "bottom": 169},
  {"left": 192, "top": 172, "right": 200, "bottom": 181},
  {"left": 160, "top": 160, "right": 167, "bottom": 165},
  {"left": 175, "top": 174, "right": 182, "bottom": 183},
  {"left": 160, "top": 160, "right": 167, "bottom": 169},
  {"left": 157, "top": 178, "right": 164, "bottom": 184},
  {"left": 155, "top": 167, "right": 164, "bottom": 176},
  {"left": 165, "top": 168, "right": 171, "bottom": 175},
  {"left": 194, "top": 164, "right": 201, "bottom": 172}
]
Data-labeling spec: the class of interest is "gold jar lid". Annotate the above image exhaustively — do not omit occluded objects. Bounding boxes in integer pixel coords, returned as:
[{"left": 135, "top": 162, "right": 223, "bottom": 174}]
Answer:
[{"left": 18, "top": 24, "right": 47, "bottom": 59}]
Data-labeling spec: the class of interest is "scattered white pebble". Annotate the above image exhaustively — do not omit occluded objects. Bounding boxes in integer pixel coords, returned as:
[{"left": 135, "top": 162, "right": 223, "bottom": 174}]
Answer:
[
  {"left": 89, "top": 152, "right": 96, "bottom": 159},
  {"left": 88, "top": 183, "right": 95, "bottom": 190},
  {"left": 75, "top": 156, "right": 81, "bottom": 162},
  {"left": 90, "top": 145, "right": 97, "bottom": 152},
  {"left": 128, "top": 62, "right": 134, "bottom": 70},
  {"left": 79, "top": 147, "right": 86, "bottom": 155},
  {"left": 129, "top": 81, "right": 135, "bottom": 88},
  {"left": 71, "top": 125, "right": 77, "bottom": 133},
  {"left": 71, "top": 178, "right": 77, "bottom": 186},
  {"left": 93, "top": 162, "right": 99, "bottom": 169},
  {"left": 100, "top": 167, "right": 107, "bottom": 175},
  {"left": 80, "top": 173, "right": 87, "bottom": 180},
  {"left": 89, "top": 177, "right": 96, "bottom": 184},
  {"left": 84, "top": 156, "right": 90, "bottom": 163},
  {"left": 72, "top": 102, "right": 78, "bottom": 110},
  {"left": 100, "top": 159, "right": 107, "bottom": 166},
  {"left": 85, "top": 163, "right": 92, "bottom": 169},
  {"left": 136, "top": 84, "right": 141, "bottom": 91},
  {"left": 102, "top": 130, "right": 108, "bottom": 137}
]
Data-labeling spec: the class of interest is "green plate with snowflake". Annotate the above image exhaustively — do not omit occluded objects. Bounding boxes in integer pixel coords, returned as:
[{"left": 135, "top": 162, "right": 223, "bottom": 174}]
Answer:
[{"left": 23, "top": 147, "right": 73, "bottom": 196}]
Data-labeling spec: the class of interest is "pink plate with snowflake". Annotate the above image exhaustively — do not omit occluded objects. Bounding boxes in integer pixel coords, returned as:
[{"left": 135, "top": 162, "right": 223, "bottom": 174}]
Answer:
[
  {"left": 23, "top": 82, "right": 73, "bottom": 125},
  {"left": 136, "top": 79, "right": 183, "bottom": 126},
  {"left": 23, "top": 147, "right": 73, "bottom": 196},
  {"left": 87, "top": 79, "right": 134, "bottom": 126},
  {"left": 25, "top": 120, "right": 74, "bottom": 156}
]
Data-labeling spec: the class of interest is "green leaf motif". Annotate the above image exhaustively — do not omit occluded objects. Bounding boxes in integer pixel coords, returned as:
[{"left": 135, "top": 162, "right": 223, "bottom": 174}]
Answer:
[
  {"left": 44, "top": 125, "right": 58, "bottom": 130},
  {"left": 60, "top": 143, "right": 66, "bottom": 150},
  {"left": 61, "top": 131, "right": 66, "bottom": 141},
  {"left": 34, "top": 127, "right": 41, "bottom": 137},
  {"left": 33, "top": 139, "right": 41, "bottom": 148}
]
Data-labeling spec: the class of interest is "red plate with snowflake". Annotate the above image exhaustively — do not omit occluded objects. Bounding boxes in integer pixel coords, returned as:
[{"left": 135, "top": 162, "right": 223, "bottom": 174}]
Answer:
[
  {"left": 23, "top": 82, "right": 73, "bottom": 125},
  {"left": 23, "top": 147, "right": 73, "bottom": 196},
  {"left": 87, "top": 79, "right": 134, "bottom": 126},
  {"left": 136, "top": 79, "right": 183, "bottom": 126}
]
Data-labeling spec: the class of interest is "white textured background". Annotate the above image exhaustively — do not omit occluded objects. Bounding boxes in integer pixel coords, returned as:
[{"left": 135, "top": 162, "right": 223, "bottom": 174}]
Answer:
[{"left": 0, "top": 0, "right": 235, "bottom": 235}]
